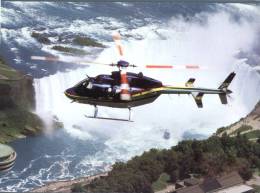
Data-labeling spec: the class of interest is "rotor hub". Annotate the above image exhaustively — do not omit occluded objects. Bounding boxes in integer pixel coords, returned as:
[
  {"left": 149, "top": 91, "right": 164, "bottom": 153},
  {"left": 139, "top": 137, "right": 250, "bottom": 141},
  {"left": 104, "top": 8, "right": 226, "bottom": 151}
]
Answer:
[{"left": 117, "top": 60, "right": 129, "bottom": 68}]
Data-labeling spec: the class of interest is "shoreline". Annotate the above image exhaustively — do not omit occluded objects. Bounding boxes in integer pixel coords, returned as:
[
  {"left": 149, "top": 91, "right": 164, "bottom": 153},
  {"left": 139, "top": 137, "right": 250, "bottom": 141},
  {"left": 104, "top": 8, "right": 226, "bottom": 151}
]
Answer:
[{"left": 31, "top": 172, "right": 109, "bottom": 193}]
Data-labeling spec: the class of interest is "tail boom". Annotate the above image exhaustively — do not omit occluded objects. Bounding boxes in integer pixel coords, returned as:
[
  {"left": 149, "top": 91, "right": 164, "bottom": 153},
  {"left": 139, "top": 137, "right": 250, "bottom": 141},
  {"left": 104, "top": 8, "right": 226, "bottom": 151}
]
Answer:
[
  {"left": 159, "top": 72, "right": 236, "bottom": 108},
  {"left": 132, "top": 72, "right": 235, "bottom": 108}
]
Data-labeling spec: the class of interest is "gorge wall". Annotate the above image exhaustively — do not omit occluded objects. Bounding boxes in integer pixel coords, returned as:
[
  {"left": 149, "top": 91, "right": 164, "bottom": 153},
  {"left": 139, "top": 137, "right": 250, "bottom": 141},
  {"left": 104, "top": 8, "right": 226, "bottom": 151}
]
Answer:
[{"left": 0, "top": 57, "right": 44, "bottom": 143}]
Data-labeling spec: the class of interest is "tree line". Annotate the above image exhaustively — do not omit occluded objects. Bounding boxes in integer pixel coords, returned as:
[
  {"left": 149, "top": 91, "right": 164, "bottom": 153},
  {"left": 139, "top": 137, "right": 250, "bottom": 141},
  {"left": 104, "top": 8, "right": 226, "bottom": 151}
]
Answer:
[{"left": 73, "top": 134, "right": 260, "bottom": 193}]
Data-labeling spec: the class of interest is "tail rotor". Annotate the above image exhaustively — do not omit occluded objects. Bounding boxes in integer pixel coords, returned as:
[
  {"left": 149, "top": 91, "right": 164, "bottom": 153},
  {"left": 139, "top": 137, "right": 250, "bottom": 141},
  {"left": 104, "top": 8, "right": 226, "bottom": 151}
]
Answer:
[{"left": 218, "top": 72, "right": 236, "bottom": 104}]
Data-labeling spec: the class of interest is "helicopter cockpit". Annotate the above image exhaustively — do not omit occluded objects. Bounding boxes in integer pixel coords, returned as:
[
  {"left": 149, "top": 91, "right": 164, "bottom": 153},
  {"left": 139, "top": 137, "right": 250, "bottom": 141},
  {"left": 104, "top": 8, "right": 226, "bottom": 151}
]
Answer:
[{"left": 73, "top": 76, "right": 120, "bottom": 99}]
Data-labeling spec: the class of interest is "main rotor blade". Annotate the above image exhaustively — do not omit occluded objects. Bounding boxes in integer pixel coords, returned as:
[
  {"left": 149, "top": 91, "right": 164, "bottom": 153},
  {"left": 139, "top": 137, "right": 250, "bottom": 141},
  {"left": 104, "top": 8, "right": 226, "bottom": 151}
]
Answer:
[
  {"left": 112, "top": 31, "right": 124, "bottom": 57},
  {"left": 31, "top": 56, "right": 60, "bottom": 61},
  {"left": 145, "top": 64, "right": 206, "bottom": 70},
  {"left": 31, "top": 56, "right": 109, "bottom": 66},
  {"left": 120, "top": 68, "right": 131, "bottom": 101},
  {"left": 146, "top": 65, "right": 173, "bottom": 69}
]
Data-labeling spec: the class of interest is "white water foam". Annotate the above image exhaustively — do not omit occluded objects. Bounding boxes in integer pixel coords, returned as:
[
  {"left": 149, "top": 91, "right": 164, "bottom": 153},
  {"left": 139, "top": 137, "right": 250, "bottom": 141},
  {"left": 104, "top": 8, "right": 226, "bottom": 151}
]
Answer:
[{"left": 0, "top": 152, "right": 76, "bottom": 192}]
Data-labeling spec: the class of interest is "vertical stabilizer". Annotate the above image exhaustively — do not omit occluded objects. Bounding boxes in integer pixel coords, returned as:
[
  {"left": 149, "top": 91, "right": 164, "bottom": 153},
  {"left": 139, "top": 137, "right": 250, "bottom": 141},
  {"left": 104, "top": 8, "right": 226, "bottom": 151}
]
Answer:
[
  {"left": 219, "top": 93, "right": 228, "bottom": 104},
  {"left": 218, "top": 72, "right": 236, "bottom": 90}
]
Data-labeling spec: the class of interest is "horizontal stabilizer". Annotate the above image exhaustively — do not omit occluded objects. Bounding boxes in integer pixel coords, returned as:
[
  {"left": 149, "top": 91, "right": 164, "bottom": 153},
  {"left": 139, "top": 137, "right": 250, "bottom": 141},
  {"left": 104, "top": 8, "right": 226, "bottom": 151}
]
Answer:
[
  {"left": 192, "top": 92, "right": 204, "bottom": 108},
  {"left": 219, "top": 94, "right": 228, "bottom": 104},
  {"left": 218, "top": 72, "right": 236, "bottom": 90},
  {"left": 185, "top": 78, "right": 195, "bottom": 87}
]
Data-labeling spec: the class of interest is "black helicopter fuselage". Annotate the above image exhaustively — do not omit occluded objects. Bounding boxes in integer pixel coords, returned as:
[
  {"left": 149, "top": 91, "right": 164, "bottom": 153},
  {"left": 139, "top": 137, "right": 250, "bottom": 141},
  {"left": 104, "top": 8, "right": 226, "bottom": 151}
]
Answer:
[
  {"left": 65, "top": 71, "right": 235, "bottom": 109},
  {"left": 64, "top": 71, "right": 163, "bottom": 108}
]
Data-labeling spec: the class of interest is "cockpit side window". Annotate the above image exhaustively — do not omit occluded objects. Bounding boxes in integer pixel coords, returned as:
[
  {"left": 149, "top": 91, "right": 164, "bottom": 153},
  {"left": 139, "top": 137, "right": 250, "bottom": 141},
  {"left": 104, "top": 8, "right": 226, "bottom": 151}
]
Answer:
[
  {"left": 83, "top": 81, "right": 88, "bottom": 87},
  {"left": 86, "top": 81, "right": 93, "bottom": 89}
]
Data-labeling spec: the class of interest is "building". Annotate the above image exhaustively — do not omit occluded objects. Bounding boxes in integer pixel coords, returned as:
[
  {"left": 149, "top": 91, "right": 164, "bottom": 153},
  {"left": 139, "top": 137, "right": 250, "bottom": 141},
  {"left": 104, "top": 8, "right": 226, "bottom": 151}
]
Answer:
[
  {"left": 183, "top": 178, "right": 201, "bottom": 187},
  {"left": 174, "top": 171, "right": 254, "bottom": 193},
  {"left": 0, "top": 143, "right": 16, "bottom": 171}
]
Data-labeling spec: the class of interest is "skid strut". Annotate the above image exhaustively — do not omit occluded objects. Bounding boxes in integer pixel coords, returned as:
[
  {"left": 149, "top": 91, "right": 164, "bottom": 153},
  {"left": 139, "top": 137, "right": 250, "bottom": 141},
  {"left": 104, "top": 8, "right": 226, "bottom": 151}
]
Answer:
[
  {"left": 94, "top": 105, "right": 98, "bottom": 118},
  {"left": 128, "top": 107, "right": 132, "bottom": 121}
]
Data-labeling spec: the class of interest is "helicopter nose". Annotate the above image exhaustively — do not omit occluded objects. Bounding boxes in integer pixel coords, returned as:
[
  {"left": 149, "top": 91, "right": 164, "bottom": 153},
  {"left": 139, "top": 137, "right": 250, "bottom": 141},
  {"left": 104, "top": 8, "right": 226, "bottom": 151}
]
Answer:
[{"left": 64, "top": 87, "right": 76, "bottom": 98}]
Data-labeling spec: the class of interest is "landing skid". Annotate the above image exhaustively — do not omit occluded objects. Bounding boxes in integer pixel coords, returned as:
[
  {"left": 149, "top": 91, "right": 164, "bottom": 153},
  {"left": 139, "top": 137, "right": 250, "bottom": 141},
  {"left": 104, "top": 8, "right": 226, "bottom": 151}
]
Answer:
[
  {"left": 85, "top": 115, "right": 133, "bottom": 122},
  {"left": 85, "top": 106, "right": 133, "bottom": 122}
]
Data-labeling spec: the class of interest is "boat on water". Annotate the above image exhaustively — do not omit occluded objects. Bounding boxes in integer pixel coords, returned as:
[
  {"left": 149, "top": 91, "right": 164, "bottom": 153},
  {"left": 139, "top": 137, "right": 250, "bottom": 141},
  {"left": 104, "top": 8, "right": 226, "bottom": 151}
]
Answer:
[
  {"left": 0, "top": 144, "right": 16, "bottom": 172},
  {"left": 163, "top": 130, "right": 170, "bottom": 140}
]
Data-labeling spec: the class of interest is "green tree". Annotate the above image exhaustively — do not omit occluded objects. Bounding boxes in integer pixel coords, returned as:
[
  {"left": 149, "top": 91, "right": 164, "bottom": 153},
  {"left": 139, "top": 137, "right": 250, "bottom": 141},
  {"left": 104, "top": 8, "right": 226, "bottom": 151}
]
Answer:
[{"left": 71, "top": 183, "right": 85, "bottom": 193}]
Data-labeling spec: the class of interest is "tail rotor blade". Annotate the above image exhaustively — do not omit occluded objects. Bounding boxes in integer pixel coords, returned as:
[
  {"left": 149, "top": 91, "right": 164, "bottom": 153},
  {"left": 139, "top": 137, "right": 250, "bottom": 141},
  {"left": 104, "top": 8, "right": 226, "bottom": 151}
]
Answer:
[{"left": 227, "top": 94, "right": 235, "bottom": 102}]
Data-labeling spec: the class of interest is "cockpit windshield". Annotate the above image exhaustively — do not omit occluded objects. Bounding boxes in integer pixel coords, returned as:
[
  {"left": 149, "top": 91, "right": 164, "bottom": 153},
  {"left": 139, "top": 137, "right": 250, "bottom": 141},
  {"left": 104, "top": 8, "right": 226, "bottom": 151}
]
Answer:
[{"left": 75, "top": 78, "right": 89, "bottom": 87}]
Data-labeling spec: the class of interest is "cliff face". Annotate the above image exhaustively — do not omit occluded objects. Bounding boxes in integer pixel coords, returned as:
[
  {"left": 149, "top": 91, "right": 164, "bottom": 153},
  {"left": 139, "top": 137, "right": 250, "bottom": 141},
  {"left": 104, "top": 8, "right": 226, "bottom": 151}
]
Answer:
[
  {"left": 0, "top": 76, "right": 34, "bottom": 110},
  {"left": 0, "top": 57, "right": 44, "bottom": 143},
  {"left": 250, "top": 101, "right": 260, "bottom": 117},
  {"left": 216, "top": 101, "right": 260, "bottom": 139}
]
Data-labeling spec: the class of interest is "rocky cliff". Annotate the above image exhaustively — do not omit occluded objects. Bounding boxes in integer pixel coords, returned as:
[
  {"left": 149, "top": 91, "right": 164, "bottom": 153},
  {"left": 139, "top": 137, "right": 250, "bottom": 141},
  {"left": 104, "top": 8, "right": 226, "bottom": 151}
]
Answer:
[
  {"left": 0, "top": 57, "right": 44, "bottom": 143},
  {"left": 216, "top": 101, "right": 260, "bottom": 139}
]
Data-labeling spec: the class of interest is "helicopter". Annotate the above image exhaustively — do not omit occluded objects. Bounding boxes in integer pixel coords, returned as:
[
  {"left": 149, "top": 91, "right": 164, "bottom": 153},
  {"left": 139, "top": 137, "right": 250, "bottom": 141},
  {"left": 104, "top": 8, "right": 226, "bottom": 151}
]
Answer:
[{"left": 31, "top": 32, "right": 236, "bottom": 122}]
